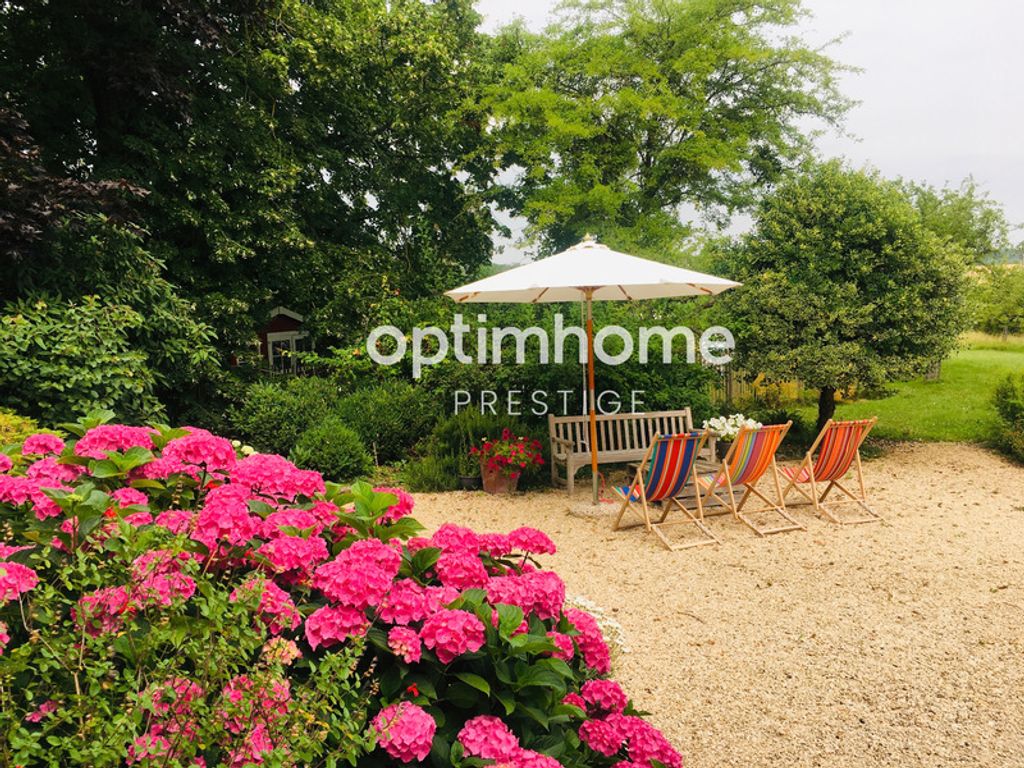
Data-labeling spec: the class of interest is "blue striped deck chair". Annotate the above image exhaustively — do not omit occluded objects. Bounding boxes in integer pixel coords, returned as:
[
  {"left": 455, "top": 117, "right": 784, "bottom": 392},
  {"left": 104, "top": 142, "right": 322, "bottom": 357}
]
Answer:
[{"left": 612, "top": 431, "right": 717, "bottom": 550}]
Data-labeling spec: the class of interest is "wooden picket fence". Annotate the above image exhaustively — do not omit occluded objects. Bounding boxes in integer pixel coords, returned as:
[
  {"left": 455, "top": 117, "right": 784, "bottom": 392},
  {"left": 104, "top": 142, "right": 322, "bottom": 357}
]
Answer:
[{"left": 708, "top": 368, "right": 805, "bottom": 406}]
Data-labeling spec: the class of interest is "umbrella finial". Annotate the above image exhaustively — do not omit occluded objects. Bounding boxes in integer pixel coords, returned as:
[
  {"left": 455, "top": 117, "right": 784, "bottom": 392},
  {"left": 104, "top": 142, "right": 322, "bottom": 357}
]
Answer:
[{"left": 582, "top": 232, "right": 597, "bottom": 243}]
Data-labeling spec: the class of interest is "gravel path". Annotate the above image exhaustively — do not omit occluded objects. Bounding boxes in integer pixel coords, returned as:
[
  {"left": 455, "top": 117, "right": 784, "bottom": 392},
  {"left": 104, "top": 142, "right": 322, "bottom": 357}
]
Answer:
[{"left": 412, "top": 443, "right": 1024, "bottom": 768}]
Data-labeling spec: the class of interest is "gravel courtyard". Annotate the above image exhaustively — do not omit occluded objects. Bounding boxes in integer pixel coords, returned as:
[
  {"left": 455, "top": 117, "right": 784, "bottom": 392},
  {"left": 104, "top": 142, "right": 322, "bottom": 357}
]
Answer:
[{"left": 413, "top": 443, "right": 1024, "bottom": 768}]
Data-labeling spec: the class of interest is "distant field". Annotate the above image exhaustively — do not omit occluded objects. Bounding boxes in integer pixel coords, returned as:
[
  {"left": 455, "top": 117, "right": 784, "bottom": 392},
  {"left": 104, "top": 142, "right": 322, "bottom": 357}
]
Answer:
[{"left": 798, "top": 334, "right": 1024, "bottom": 443}]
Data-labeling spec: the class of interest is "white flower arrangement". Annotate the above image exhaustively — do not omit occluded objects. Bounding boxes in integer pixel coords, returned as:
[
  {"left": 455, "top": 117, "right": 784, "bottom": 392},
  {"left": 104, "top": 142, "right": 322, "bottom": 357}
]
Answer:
[{"left": 702, "top": 413, "right": 762, "bottom": 441}]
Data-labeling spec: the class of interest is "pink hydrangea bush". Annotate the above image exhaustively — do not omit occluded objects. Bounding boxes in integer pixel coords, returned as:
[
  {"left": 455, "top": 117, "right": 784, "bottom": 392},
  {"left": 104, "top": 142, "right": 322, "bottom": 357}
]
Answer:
[{"left": 0, "top": 415, "right": 682, "bottom": 768}]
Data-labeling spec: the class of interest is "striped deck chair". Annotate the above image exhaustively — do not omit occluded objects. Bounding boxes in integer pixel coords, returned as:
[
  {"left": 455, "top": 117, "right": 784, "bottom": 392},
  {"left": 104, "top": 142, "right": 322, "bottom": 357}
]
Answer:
[
  {"left": 780, "top": 417, "right": 881, "bottom": 525},
  {"left": 699, "top": 422, "right": 803, "bottom": 537},
  {"left": 612, "top": 431, "right": 717, "bottom": 550}
]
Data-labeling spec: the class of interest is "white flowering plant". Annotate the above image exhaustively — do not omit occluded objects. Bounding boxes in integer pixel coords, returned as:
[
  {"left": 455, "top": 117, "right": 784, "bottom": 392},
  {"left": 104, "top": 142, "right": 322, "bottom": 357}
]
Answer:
[{"left": 702, "top": 413, "right": 762, "bottom": 441}]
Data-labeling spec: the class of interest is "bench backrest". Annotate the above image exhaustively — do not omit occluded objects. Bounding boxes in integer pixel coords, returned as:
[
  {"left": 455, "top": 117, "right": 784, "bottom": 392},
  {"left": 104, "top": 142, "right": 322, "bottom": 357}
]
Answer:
[{"left": 548, "top": 409, "right": 694, "bottom": 456}]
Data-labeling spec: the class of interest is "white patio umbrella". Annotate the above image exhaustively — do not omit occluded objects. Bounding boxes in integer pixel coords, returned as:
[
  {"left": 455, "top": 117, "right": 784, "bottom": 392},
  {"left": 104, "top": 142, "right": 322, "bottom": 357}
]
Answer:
[{"left": 445, "top": 235, "right": 740, "bottom": 504}]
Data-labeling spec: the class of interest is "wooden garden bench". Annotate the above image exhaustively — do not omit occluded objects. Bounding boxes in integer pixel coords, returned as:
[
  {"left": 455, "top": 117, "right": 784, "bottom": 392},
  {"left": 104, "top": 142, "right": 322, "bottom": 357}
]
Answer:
[{"left": 548, "top": 408, "right": 712, "bottom": 494}]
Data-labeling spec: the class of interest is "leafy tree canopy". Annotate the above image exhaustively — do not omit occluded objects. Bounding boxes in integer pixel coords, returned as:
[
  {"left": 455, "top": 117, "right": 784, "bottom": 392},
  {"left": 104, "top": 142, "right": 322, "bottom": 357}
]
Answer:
[
  {"left": 482, "top": 0, "right": 851, "bottom": 256},
  {"left": 717, "top": 160, "right": 970, "bottom": 429},
  {"left": 0, "top": 0, "right": 497, "bottom": 349},
  {"left": 903, "top": 178, "right": 1011, "bottom": 264}
]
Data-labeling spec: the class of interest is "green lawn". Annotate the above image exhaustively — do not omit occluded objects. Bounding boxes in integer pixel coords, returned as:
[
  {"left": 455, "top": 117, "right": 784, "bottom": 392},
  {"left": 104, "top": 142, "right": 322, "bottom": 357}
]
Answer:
[{"left": 798, "top": 336, "right": 1024, "bottom": 443}]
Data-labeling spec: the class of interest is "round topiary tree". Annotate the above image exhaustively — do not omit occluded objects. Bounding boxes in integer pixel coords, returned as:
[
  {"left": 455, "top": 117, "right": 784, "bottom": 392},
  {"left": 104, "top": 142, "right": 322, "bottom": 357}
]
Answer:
[
  {"left": 0, "top": 413, "right": 681, "bottom": 768},
  {"left": 291, "top": 416, "right": 372, "bottom": 481},
  {"left": 720, "top": 160, "right": 970, "bottom": 431}
]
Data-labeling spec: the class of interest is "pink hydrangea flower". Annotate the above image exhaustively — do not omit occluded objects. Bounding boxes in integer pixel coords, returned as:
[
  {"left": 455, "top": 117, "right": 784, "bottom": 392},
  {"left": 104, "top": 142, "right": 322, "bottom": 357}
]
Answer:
[
  {"left": 621, "top": 715, "right": 681, "bottom": 768},
  {"left": 26, "top": 457, "right": 81, "bottom": 485},
  {"left": 387, "top": 626, "right": 422, "bottom": 663},
  {"left": 231, "top": 577, "right": 301, "bottom": 635},
  {"left": 163, "top": 432, "right": 237, "bottom": 472},
  {"left": 419, "top": 608, "right": 485, "bottom": 664},
  {"left": 564, "top": 608, "right": 611, "bottom": 674},
  {"left": 111, "top": 487, "right": 148, "bottom": 508},
  {"left": 21, "top": 433, "right": 65, "bottom": 456},
  {"left": 154, "top": 509, "right": 195, "bottom": 534},
  {"left": 74, "top": 425, "right": 156, "bottom": 459},
  {"left": 313, "top": 539, "right": 401, "bottom": 609},
  {"left": 258, "top": 534, "right": 329, "bottom": 576},
  {"left": 486, "top": 571, "right": 565, "bottom": 621},
  {"left": 377, "top": 579, "right": 433, "bottom": 625},
  {"left": 579, "top": 716, "right": 627, "bottom": 757},
  {"left": 581, "top": 679, "right": 628, "bottom": 715},
  {"left": 477, "top": 532, "right": 512, "bottom": 557},
  {"left": 374, "top": 486, "right": 415, "bottom": 523},
  {"left": 0, "top": 454, "right": 11, "bottom": 473},
  {"left": 123, "top": 511, "right": 154, "bottom": 527},
  {"left": 562, "top": 692, "right": 587, "bottom": 711},
  {"left": 0, "top": 475, "right": 33, "bottom": 506},
  {"left": 371, "top": 702, "right": 436, "bottom": 763},
  {"left": 304, "top": 604, "right": 368, "bottom": 650},
  {"left": 548, "top": 631, "right": 575, "bottom": 661},
  {"left": 29, "top": 485, "right": 64, "bottom": 520},
  {"left": 430, "top": 523, "right": 481, "bottom": 553},
  {"left": 0, "top": 560, "right": 39, "bottom": 601},
  {"left": 0, "top": 543, "right": 34, "bottom": 559},
  {"left": 193, "top": 484, "right": 262, "bottom": 547},
  {"left": 507, "top": 526, "right": 556, "bottom": 555},
  {"left": 138, "top": 456, "right": 198, "bottom": 480},
  {"left": 514, "top": 749, "right": 564, "bottom": 768},
  {"left": 231, "top": 454, "right": 324, "bottom": 499},
  {"left": 0, "top": 620, "right": 8, "bottom": 655},
  {"left": 436, "top": 550, "right": 489, "bottom": 590},
  {"left": 262, "top": 509, "right": 323, "bottom": 538},
  {"left": 458, "top": 715, "right": 520, "bottom": 760}
]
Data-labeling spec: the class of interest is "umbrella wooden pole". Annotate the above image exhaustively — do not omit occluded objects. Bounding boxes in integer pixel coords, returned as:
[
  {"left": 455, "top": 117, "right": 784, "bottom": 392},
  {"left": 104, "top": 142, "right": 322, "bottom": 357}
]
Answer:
[{"left": 585, "top": 291, "right": 599, "bottom": 505}]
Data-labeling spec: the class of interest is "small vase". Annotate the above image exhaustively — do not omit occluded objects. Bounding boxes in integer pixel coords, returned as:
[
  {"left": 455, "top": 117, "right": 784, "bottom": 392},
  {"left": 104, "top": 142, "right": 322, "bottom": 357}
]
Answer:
[
  {"left": 459, "top": 474, "right": 482, "bottom": 491},
  {"left": 480, "top": 462, "right": 520, "bottom": 495}
]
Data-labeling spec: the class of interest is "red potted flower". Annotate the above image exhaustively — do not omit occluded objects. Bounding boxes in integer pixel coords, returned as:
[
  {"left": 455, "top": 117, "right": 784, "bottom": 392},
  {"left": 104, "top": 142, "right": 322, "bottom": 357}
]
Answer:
[{"left": 469, "top": 428, "right": 545, "bottom": 494}]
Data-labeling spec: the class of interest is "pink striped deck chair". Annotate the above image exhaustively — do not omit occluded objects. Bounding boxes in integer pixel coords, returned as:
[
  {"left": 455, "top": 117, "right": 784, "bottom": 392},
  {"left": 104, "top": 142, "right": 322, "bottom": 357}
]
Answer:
[
  {"left": 780, "top": 417, "right": 881, "bottom": 524},
  {"left": 699, "top": 422, "right": 803, "bottom": 537},
  {"left": 612, "top": 431, "right": 717, "bottom": 550}
]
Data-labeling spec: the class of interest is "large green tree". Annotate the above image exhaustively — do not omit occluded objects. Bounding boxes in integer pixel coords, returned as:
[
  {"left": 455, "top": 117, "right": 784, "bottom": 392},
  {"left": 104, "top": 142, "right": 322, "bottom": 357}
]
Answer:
[
  {"left": 0, "top": 0, "right": 496, "bottom": 351},
  {"left": 903, "top": 178, "right": 1011, "bottom": 264},
  {"left": 719, "top": 160, "right": 970, "bottom": 431},
  {"left": 483, "top": 0, "right": 851, "bottom": 256}
]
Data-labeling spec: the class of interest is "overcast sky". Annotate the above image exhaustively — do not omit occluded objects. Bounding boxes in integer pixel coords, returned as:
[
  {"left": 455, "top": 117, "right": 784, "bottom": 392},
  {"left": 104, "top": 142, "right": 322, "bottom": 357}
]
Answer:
[{"left": 476, "top": 0, "right": 1024, "bottom": 263}]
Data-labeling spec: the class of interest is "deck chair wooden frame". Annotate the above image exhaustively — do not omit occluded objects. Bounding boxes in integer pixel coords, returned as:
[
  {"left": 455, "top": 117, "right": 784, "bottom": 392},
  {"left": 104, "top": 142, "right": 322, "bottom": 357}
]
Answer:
[
  {"left": 612, "top": 431, "right": 717, "bottom": 550},
  {"left": 780, "top": 417, "right": 881, "bottom": 525},
  {"left": 699, "top": 422, "right": 804, "bottom": 537}
]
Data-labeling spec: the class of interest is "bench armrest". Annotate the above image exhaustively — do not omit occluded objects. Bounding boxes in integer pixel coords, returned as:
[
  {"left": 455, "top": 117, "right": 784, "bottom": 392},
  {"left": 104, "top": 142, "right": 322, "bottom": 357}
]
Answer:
[{"left": 549, "top": 435, "right": 574, "bottom": 451}]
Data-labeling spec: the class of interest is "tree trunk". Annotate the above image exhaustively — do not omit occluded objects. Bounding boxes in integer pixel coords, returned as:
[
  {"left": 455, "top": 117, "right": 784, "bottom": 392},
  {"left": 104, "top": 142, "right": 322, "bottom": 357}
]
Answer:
[{"left": 816, "top": 386, "right": 837, "bottom": 434}]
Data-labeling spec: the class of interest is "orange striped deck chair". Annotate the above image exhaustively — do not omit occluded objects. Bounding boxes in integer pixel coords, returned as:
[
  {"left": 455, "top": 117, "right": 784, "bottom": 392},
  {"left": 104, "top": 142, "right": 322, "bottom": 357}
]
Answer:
[
  {"left": 780, "top": 417, "right": 880, "bottom": 525},
  {"left": 699, "top": 422, "right": 803, "bottom": 537},
  {"left": 612, "top": 431, "right": 717, "bottom": 550}
]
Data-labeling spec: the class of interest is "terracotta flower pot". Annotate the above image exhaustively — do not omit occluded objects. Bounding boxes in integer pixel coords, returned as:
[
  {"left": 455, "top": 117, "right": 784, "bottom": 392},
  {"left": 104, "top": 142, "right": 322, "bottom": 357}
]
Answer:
[{"left": 480, "top": 462, "right": 520, "bottom": 495}]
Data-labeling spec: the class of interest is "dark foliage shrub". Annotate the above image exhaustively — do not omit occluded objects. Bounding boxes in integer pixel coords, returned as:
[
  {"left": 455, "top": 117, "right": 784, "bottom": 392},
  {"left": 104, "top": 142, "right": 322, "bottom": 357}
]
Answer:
[
  {"left": 291, "top": 417, "right": 372, "bottom": 481},
  {"left": 993, "top": 373, "right": 1024, "bottom": 462},
  {"left": 230, "top": 376, "right": 342, "bottom": 455},
  {"left": 335, "top": 381, "right": 441, "bottom": 463}
]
